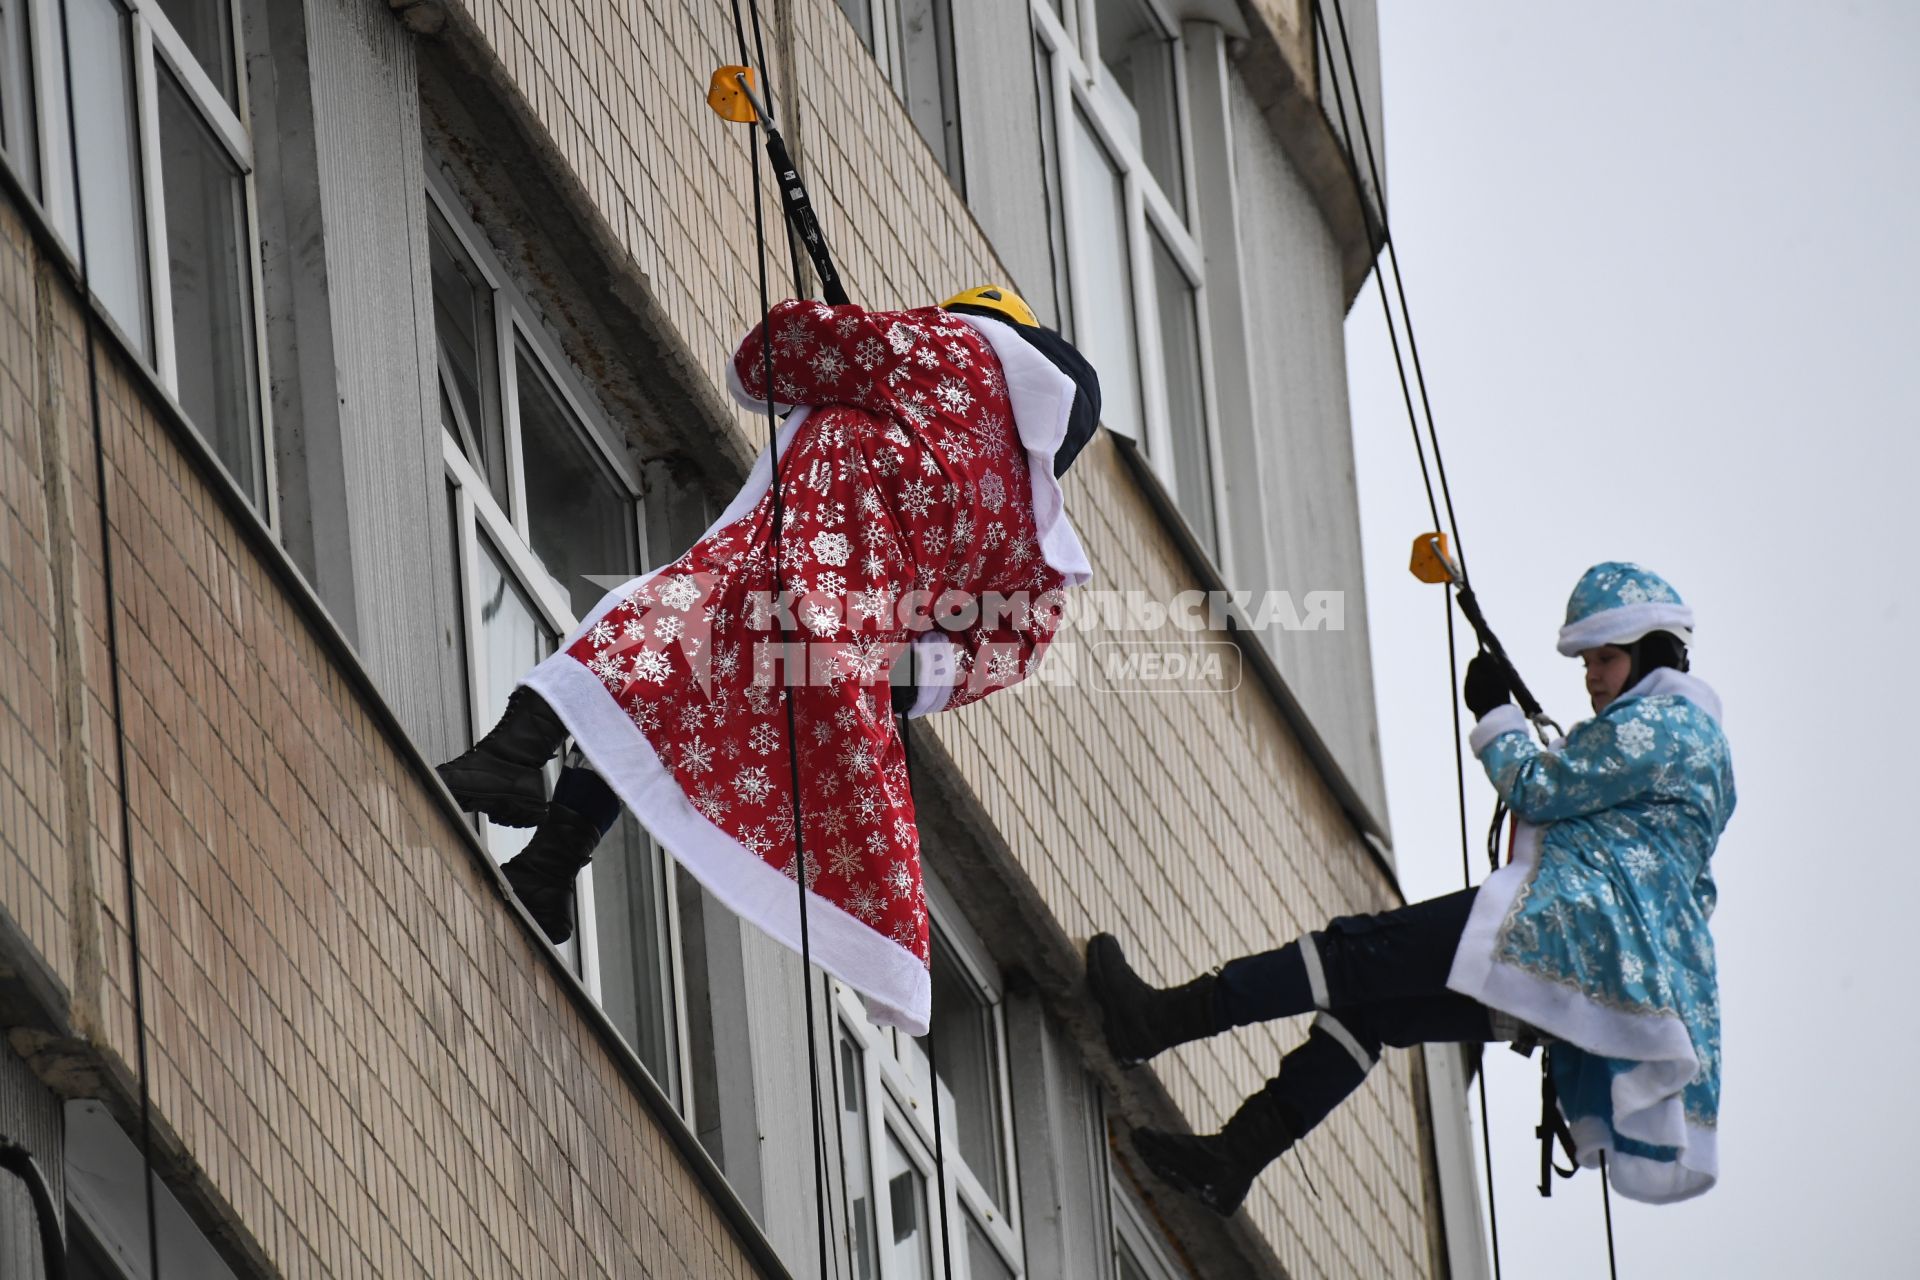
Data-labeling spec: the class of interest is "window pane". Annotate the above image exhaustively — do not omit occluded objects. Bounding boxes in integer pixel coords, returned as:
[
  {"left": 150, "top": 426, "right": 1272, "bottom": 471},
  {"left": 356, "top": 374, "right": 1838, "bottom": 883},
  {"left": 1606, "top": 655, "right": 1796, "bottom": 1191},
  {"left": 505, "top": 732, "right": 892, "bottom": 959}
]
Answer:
[
  {"left": 158, "top": 60, "right": 261, "bottom": 502},
  {"left": 593, "top": 822, "right": 677, "bottom": 1089},
  {"left": 0, "top": 0, "right": 38, "bottom": 195},
  {"left": 883, "top": 1130, "right": 933, "bottom": 1280},
  {"left": 837, "top": 1028, "right": 879, "bottom": 1280},
  {"left": 915, "top": 940, "right": 1007, "bottom": 1210},
  {"left": 896, "top": 0, "right": 962, "bottom": 185},
  {"left": 1151, "top": 231, "right": 1214, "bottom": 556},
  {"left": 442, "top": 479, "right": 471, "bottom": 738},
  {"left": 967, "top": 1215, "right": 1016, "bottom": 1280},
  {"left": 1033, "top": 39, "right": 1070, "bottom": 335},
  {"left": 429, "top": 204, "right": 508, "bottom": 506},
  {"left": 517, "top": 346, "right": 636, "bottom": 617},
  {"left": 155, "top": 0, "right": 236, "bottom": 107},
  {"left": 836, "top": 0, "right": 873, "bottom": 51},
  {"left": 1095, "top": 0, "right": 1183, "bottom": 219},
  {"left": 70, "top": 0, "right": 150, "bottom": 356},
  {"left": 473, "top": 535, "right": 554, "bottom": 862},
  {"left": 1116, "top": 1238, "right": 1151, "bottom": 1280},
  {"left": 1066, "top": 108, "right": 1139, "bottom": 437}
]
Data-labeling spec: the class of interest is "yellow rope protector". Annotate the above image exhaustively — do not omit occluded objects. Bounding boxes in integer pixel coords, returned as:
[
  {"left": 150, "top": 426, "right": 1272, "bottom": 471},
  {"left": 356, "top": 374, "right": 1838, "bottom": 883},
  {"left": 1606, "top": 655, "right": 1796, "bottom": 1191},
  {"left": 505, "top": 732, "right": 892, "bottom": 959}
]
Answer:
[
  {"left": 1408, "top": 531, "right": 1460, "bottom": 585},
  {"left": 707, "top": 65, "right": 759, "bottom": 122}
]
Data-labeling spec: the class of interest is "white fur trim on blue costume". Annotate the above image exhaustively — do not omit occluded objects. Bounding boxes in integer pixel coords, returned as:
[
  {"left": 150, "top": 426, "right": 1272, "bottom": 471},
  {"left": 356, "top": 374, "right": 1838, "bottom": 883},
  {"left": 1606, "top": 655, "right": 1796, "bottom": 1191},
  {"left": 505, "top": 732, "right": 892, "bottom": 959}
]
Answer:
[{"left": 1556, "top": 601, "right": 1695, "bottom": 656}]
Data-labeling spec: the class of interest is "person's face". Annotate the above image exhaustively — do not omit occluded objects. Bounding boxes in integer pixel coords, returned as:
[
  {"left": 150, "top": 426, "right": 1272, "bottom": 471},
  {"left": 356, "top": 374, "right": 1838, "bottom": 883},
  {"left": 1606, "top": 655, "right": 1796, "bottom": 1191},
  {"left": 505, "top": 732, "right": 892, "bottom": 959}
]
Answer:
[{"left": 1582, "top": 645, "right": 1633, "bottom": 713}]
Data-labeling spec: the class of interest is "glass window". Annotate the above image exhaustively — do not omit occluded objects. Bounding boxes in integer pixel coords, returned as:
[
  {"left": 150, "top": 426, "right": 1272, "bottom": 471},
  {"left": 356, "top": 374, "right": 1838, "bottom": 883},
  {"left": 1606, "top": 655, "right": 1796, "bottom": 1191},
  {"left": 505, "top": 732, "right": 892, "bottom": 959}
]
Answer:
[
  {"left": 441, "top": 480, "right": 471, "bottom": 737},
  {"left": 914, "top": 939, "right": 1007, "bottom": 1210},
  {"left": 0, "top": 0, "right": 38, "bottom": 195},
  {"left": 593, "top": 818, "right": 678, "bottom": 1086},
  {"left": 516, "top": 344, "right": 636, "bottom": 617},
  {"left": 154, "top": 0, "right": 236, "bottom": 107},
  {"left": 157, "top": 57, "right": 262, "bottom": 501},
  {"left": 1066, "top": 108, "right": 1139, "bottom": 438},
  {"left": 1151, "top": 230, "right": 1213, "bottom": 554},
  {"left": 835, "top": 912, "right": 1022, "bottom": 1280},
  {"left": 1093, "top": 0, "right": 1183, "bottom": 219},
  {"left": 896, "top": 0, "right": 961, "bottom": 185},
  {"left": 64, "top": 1100, "right": 240, "bottom": 1280},
  {"left": 429, "top": 204, "right": 508, "bottom": 506},
  {"left": 967, "top": 1215, "right": 1017, "bottom": 1280},
  {"left": 882, "top": 1130, "right": 933, "bottom": 1279},
  {"left": 69, "top": 0, "right": 150, "bottom": 356},
  {"left": 838, "top": 1027, "right": 880, "bottom": 1280},
  {"left": 471, "top": 534, "right": 554, "bottom": 863},
  {"left": 837, "top": 0, "right": 874, "bottom": 50}
]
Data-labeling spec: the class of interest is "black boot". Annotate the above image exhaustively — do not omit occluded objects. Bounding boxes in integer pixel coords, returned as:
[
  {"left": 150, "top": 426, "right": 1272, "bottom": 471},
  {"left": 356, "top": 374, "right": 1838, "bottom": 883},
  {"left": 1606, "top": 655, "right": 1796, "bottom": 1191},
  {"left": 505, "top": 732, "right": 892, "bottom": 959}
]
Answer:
[
  {"left": 1131, "top": 1083, "right": 1299, "bottom": 1216},
  {"left": 500, "top": 803, "right": 605, "bottom": 944},
  {"left": 437, "top": 687, "right": 567, "bottom": 826},
  {"left": 1086, "top": 934, "right": 1219, "bottom": 1068}
]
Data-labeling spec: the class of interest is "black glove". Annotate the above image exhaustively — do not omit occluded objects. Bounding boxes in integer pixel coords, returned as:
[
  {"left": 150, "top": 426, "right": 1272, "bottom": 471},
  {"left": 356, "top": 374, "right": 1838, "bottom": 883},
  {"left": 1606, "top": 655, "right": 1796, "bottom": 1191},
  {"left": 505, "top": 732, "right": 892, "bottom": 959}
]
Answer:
[
  {"left": 891, "top": 678, "right": 916, "bottom": 719},
  {"left": 1463, "top": 652, "right": 1512, "bottom": 719}
]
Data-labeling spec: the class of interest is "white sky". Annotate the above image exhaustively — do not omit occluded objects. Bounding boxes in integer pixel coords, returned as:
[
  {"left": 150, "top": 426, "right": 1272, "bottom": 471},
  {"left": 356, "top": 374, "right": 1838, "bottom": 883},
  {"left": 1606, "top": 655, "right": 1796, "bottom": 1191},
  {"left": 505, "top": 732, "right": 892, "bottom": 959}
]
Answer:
[{"left": 1344, "top": 2, "right": 1920, "bottom": 1274}]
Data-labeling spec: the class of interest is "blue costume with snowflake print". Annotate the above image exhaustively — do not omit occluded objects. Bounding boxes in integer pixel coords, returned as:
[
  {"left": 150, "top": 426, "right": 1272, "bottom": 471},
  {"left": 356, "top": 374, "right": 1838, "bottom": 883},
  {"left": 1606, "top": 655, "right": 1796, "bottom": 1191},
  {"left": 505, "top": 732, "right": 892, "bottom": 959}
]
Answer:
[{"left": 1449, "top": 663, "right": 1735, "bottom": 1204}]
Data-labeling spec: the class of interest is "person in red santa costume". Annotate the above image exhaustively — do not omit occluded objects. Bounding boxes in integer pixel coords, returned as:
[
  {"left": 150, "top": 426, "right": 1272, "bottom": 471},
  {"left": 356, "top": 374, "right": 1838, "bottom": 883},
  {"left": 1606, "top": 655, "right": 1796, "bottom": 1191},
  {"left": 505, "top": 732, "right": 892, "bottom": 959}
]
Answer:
[{"left": 435, "top": 285, "right": 1099, "bottom": 1033}]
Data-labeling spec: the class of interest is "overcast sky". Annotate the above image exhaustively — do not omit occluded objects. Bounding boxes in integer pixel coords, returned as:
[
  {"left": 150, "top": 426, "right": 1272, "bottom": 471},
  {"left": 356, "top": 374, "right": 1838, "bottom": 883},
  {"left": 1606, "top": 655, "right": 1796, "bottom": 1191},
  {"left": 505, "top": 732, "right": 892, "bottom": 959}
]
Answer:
[{"left": 1344, "top": 2, "right": 1920, "bottom": 1274}]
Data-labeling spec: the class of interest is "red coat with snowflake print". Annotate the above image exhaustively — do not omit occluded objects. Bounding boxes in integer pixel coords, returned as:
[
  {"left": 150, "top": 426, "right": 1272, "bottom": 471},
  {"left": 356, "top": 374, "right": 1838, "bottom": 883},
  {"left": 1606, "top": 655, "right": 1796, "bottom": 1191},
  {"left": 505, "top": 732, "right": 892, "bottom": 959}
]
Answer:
[{"left": 522, "top": 300, "right": 1079, "bottom": 1032}]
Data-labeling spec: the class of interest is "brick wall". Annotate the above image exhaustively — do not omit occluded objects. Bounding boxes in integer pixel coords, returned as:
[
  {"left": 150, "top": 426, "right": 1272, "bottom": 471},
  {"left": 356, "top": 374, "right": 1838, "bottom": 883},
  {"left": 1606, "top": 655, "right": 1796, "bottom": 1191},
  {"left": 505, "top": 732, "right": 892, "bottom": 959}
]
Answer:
[{"left": 0, "top": 189, "right": 771, "bottom": 1276}]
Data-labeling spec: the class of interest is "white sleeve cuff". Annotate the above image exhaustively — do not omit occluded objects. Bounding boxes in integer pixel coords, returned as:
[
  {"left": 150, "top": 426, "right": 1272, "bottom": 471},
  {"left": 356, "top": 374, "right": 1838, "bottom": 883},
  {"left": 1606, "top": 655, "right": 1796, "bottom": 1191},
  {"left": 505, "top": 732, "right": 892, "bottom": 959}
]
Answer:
[
  {"left": 1469, "top": 703, "right": 1528, "bottom": 756},
  {"left": 906, "top": 634, "right": 961, "bottom": 718}
]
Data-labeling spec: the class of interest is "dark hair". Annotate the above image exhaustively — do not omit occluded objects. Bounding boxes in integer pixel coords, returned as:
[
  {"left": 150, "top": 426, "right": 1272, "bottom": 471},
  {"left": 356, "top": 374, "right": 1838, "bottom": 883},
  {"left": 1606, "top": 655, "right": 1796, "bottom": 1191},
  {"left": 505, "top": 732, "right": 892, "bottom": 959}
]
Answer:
[{"left": 1627, "top": 631, "right": 1690, "bottom": 687}]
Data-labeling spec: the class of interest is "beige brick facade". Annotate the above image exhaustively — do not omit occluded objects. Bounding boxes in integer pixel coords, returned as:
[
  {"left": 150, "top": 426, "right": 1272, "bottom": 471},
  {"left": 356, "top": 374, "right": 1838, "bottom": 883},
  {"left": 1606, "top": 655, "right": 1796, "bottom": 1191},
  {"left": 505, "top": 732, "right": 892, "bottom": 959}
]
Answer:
[
  {"left": 0, "top": 194, "right": 768, "bottom": 1275},
  {"left": 0, "top": 0, "right": 1447, "bottom": 1276}
]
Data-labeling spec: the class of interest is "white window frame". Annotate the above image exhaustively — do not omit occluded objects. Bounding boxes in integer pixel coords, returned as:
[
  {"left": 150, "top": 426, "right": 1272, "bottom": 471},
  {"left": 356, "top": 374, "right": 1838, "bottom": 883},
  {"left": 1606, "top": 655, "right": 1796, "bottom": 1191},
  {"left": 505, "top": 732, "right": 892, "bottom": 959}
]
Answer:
[
  {"left": 831, "top": 899, "right": 1024, "bottom": 1279},
  {"left": 428, "top": 171, "right": 695, "bottom": 1113},
  {"left": 1108, "top": 1174, "right": 1182, "bottom": 1280},
  {"left": 837, "top": 0, "right": 964, "bottom": 185},
  {"left": 21, "top": 0, "right": 276, "bottom": 520},
  {"left": 1032, "top": 0, "right": 1231, "bottom": 562}
]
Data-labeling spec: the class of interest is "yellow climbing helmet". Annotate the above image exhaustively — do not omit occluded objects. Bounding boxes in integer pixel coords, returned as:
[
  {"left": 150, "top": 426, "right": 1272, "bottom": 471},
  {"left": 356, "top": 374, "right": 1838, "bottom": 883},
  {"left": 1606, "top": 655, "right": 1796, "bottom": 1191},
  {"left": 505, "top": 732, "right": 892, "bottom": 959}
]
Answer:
[{"left": 939, "top": 284, "right": 1039, "bottom": 329}]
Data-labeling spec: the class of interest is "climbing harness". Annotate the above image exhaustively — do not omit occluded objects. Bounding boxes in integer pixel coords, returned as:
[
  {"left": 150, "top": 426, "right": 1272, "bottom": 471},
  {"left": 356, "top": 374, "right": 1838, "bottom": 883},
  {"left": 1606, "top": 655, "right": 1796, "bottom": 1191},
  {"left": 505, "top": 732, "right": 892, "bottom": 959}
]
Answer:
[
  {"left": 708, "top": 20, "right": 961, "bottom": 1276},
  {"left": 1311, "top": 0, "right": 1621, "bottom": 1272}
]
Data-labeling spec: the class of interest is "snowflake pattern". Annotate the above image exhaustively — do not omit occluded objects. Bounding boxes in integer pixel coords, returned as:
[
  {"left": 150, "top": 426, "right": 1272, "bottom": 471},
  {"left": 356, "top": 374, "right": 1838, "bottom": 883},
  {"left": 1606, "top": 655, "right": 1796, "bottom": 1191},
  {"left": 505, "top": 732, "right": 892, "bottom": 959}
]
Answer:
[
  {"left": 550, "top": 300, "right": 1078, "bottom": 980},
  {"left": 1477, "top": 680, "right": 1736, "bottom": 1143}
]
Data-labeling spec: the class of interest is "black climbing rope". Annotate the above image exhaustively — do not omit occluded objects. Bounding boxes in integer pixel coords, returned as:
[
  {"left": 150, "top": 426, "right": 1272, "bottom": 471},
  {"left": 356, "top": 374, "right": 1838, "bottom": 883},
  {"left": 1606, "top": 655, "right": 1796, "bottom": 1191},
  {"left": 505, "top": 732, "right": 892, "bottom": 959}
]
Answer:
[
  {"left": 1312, "top": 0, "right": 1627, "bottom": 1269},
  {"left": 723, "top": 3, "right": 834, "bottom": 1275}
]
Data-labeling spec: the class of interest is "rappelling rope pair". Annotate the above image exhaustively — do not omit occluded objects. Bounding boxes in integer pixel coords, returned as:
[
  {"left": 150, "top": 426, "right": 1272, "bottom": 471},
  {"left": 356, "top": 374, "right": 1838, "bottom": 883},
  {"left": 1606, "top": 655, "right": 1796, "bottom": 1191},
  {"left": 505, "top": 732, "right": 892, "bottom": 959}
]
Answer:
[
  {"left": 1309, "top": 0, "right": 1620, "bottom": 1274},
  {"left": 711, "top": 8, "right": 961, "bottom": 1275}
]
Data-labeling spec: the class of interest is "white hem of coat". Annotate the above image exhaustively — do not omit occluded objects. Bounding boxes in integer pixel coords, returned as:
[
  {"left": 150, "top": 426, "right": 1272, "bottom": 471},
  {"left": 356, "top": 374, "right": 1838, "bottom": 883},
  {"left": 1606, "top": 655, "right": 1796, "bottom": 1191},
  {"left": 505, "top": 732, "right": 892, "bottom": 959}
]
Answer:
[
  {"left": 1566, "top": 1116, "right": 1718, "bottom": 1204},
  {"left": 523, "top": 652, "right": 932, "bottom": 1034},
  {"left": 1446, "top": 821, "right": 1705, "bottom": 1188}
]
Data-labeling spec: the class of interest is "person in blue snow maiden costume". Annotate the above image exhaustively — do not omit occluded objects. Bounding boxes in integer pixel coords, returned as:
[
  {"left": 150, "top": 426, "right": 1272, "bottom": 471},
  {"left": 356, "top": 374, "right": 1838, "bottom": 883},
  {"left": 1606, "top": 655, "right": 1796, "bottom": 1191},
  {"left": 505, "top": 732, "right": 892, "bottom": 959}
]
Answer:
[{"left": 1085, "top": 562, "right": 1735, "bottom": 1213}]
